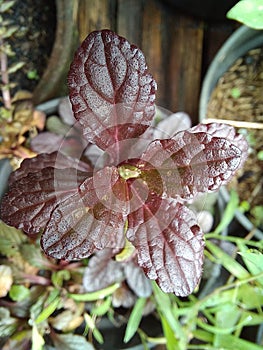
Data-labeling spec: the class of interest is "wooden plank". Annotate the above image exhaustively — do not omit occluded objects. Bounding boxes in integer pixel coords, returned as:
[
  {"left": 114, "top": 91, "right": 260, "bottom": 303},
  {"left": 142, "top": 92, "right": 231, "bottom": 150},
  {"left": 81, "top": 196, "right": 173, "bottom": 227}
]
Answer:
[
  {"left": 167, "top": 14, "right": 204, "bottom": 124},
  {"left": 141, "top": 0, "right": 165, "bottom": 108},
  {"left": 77, "top": 0, "right": 117, "bottom": 42},
  {"left": 117, "top": 0, "right": 143, "bottom": 45}
]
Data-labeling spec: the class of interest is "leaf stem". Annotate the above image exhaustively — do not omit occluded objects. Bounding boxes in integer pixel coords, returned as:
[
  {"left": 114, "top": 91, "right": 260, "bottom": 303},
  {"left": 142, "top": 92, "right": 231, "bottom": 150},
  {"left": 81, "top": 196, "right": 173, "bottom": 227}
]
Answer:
[{"left": 0, "top": 37, "right": 12, "bottom": 109}]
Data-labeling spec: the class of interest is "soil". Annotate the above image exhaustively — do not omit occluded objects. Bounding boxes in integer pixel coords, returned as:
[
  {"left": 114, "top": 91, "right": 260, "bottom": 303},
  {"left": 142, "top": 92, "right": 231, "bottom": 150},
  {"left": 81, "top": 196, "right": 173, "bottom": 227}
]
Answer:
[
  {"left": 5, "top": 0, "right": 56, "bottom": 94},
  {"left": 207, "top": 47, "right": 263, "bottom": 228}
]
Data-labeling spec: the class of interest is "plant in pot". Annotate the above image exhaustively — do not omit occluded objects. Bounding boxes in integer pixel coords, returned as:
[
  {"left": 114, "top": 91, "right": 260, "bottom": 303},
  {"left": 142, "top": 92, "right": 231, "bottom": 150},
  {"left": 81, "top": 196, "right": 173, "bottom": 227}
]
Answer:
[
  {"left": 0, "top": 30, "right": 250, "bottom": 349},
  {"left": 199, "top": 0, "right": 263, "bottom": 236}
]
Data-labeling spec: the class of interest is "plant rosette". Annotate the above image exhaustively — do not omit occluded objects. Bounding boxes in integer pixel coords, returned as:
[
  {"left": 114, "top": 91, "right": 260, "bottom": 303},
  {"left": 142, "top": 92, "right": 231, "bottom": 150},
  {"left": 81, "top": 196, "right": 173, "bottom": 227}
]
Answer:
[
  {"left": 1, "top": 29, "right": 248, "bottom": 296},
  {"left": 0, "top": 29, "right": 249, "bottom": 349}
]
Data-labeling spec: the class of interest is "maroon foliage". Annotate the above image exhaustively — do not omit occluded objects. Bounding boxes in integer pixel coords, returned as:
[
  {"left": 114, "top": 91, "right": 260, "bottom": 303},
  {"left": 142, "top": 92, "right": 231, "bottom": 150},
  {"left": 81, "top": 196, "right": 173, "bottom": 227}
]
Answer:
[
  {"left": 68, "top": 30, "right": 156, "bottom": 160},
  {"left": 127, "top": 195, "right": 204, "bottom": 296},
  {"left": 0, "top": 30, "right": 248, "bottom": 296}
]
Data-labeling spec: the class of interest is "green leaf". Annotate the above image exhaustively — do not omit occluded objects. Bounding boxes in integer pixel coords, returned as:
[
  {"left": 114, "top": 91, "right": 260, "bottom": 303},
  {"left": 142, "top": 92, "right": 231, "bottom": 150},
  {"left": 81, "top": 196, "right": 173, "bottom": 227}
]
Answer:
[
  {"left": 20, "top": 244, "right": 49, "bottom": 269},
  {"left": 35, "top": 296, "right": 61, "bottom": 324},
  {"left": 45, "top": 115, "right": 71, "bottom": 135},
  {"left": 0, "top": 221, "right": 27, "bottom": 257},
  {"left": 51, "top": 270, "right": 71, "bottom": 288},
  {"left": 51, "top": 333, "right": 95, "bottom": 350},
  {"left": 91, "top": 296, "right": 112, "bottom": 316},
  {"left": 159, "top": 313, "right": 179, "bottom": 350},
  {"left": 68, "top": 283, "right": 120, "bottom": 301},
  {"left": 206, "top": 240, "right": 250, "bottom": 279},
  {"left": 192, "top": 329, "right": 213, "bottom": 343},
  {"left": 8, "top": 61, "right": 25, "bottom": 74},
  {"left": 201, "top": 283, "right": 263, "bottom": 310},
  {"left": 9, "top": 284, "right": 30, "bottom": 301},
  {"left": 216, "top": 333, "right": 263, "bottom": 350},
  {"left": 2, "top": 25, "right": 18, "bottom": 39},
  {"left": 0, "top": 0, "right": 16, "bottom": 13},
  {"left": 215, "top": 303, "right": 240, "bottom": 331},
  {"left": 32, "top": 324, "right": 45, "bottom": 350},
  {"left": 84, "top": 313, "right": 104, "bottom": 344},
  {"left": 213, "top": 190, "right": 239, "bottom": 235},
  {"left": 30, "top": 293, "right": 47, "bottom": 321},
  {"left": 0, "top": 307, "right": 17, "bottom": 337},
  {"left": 227, "top": 0, "right": 263, "bottom": 29},
  {"left": 257, "top": 150, "right": 263, "bottom": 160},
  {"left": 124, "top": 297, "right": 146, "bottom": 343},
  {"left": 238, "top": 246, "right": 263, "bottom": 286},
  {"left": 152, "top": 282, "right": 184, "bottom": 338}
]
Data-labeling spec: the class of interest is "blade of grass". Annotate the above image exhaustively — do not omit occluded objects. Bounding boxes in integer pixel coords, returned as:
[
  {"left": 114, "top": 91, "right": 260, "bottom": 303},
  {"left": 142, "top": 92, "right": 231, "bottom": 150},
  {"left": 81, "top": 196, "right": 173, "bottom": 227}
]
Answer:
[
  {"left": 124, "top": 297, "right": 146, "bottom": 343},
  {"left": 68, "top": 283, "right": 120, "bottom": 301},
  {"left": 213, "top": 190, "right": 239, "bottom": 235},
  {"left": 84, "top": 312, "right": 104, "bottom": 344},
  {"left": 216, "top": 333, "right": 263, "bottom": 350},
  {"left": 159, "top": 313, "right": 178, "bottom": 350},
  {"left": 206, "top": 240, "right": 250, "bottom": 280},
  {"left": 35, "top": 296, "right": 61, "bottom": 324}
]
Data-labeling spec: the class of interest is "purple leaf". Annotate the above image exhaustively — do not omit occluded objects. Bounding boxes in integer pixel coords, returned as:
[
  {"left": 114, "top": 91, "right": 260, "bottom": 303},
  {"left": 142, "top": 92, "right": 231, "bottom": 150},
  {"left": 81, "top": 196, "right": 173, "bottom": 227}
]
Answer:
[
  {"left": 124, "top": 259, "right": 152, "bottom": 297},
  {"left": 68, "top": 30, "right": 157, "bottom": 156},
  {"left": 83, "top": 250, "right": 125, "bottom": 292},
  {"left": 41, "top": 167, "right": 126, "bottom": 260},
  {"left": 83, "top": 251, "right": 152, "bottom": 298},
  {"left": 139, "top": 129, "right": 245, "bottom": 199},
  {"left": 127, "top": 195, "right": 204, "bottom": 296},
  {"left": 189, "top": 122, "right": 249, "bottom": 167},
  {"left": 58, "top": 97, "right": 76, "bottom": 126},
  {"left": 30, "top": 132, "right": 65, "bottom": 154},
  {"left": 1, "top": 167, "right": 89, "bottom": 235},
  {"left": 30, "top": 131, "right": 86, "bottom": 159},
  {"left": 8, "top": 151, "right": 91, "bottom": 185},
  {"left": 153, "top": 110, "right": 191, "bottom": 139}
]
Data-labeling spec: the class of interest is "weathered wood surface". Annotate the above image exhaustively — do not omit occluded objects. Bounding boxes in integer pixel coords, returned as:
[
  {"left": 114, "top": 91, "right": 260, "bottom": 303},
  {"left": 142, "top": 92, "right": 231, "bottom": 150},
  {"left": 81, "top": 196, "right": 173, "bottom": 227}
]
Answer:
[{"left": 77, "top": 0, "right": 237, "bottom": 124}]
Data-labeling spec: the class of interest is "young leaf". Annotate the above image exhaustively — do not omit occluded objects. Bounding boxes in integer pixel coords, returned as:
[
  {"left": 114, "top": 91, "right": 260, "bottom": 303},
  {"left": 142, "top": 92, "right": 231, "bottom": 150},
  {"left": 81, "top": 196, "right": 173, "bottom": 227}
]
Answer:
[
  {"left": 9, "top": 285, "right": 30, "bottom": 301},
  {"left": 127, "top": 195, "right": 204, "bottom": 296},
  {"left": 83, "top": 250, "right": 125, "bottom": 292},
  {"left": 68, "top": 29, "right": 157, "bottom": 156}
]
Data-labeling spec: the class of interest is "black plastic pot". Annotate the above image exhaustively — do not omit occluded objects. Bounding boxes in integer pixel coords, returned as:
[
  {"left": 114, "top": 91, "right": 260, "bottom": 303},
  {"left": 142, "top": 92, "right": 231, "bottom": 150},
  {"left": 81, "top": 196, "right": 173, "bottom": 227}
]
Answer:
[{"left": 161, "top": 0, "right": 239, "bottom": 21}]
